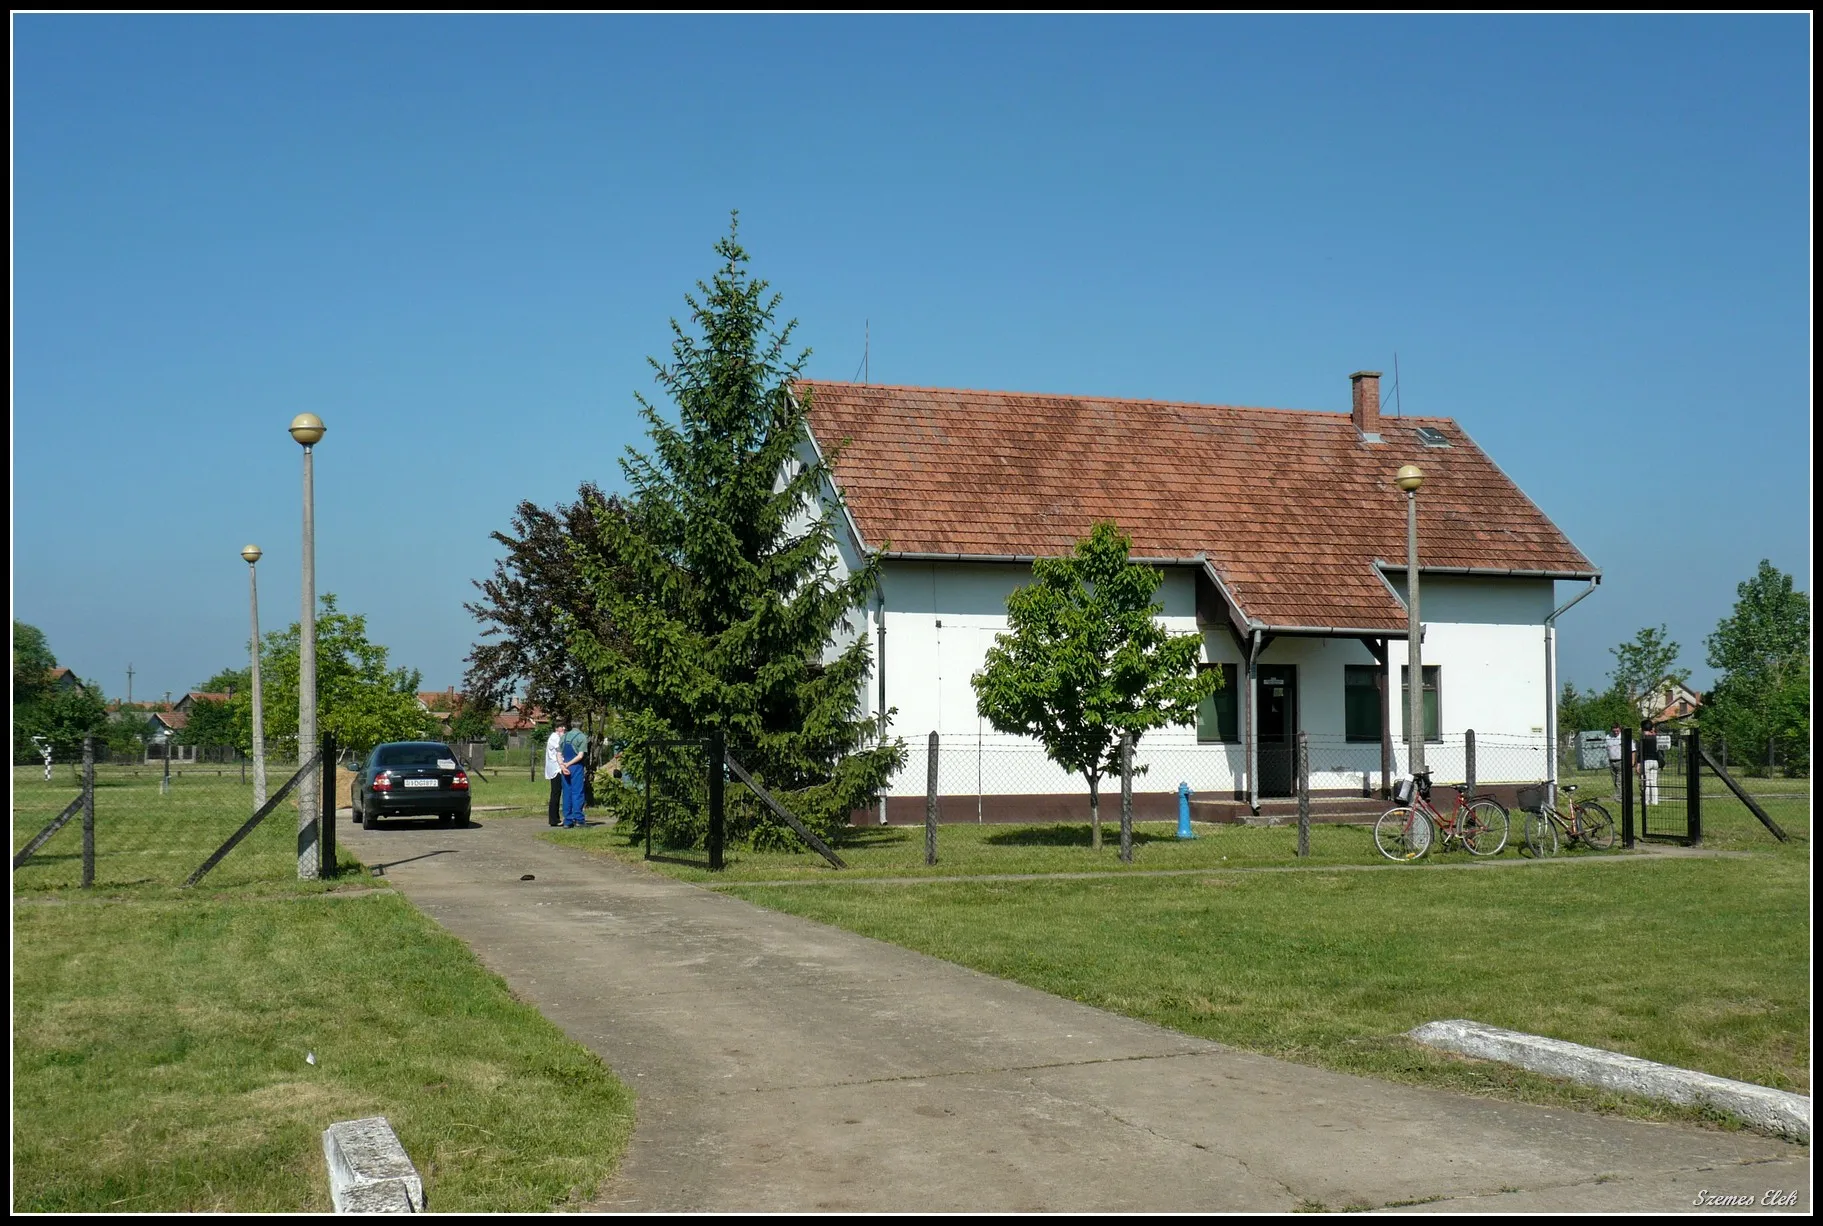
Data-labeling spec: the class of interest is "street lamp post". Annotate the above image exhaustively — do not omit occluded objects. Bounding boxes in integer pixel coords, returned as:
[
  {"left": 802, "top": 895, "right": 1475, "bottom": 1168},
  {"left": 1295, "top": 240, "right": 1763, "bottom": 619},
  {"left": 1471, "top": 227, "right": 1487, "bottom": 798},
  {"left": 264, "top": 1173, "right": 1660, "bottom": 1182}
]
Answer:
[
  {"left": 1395, "top": 464, "right": 1426, "bottom": 775},
  {"left": 242, "top": 545, "right": 267, "bottom": 810},
  {"left": 290, "top": 413, "right": 326, "bottom": 878}
]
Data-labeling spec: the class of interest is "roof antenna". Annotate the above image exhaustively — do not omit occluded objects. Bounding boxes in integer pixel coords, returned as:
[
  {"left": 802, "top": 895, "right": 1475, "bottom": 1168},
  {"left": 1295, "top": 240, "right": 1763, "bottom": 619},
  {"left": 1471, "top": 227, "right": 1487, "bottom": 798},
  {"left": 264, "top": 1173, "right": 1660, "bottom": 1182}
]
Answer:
[
  {"left": 1393, "top": 352, "right": 1404, "bottom": 417},
  {"left": 851, "top": 319, "right": 870, "bottom": 384}
]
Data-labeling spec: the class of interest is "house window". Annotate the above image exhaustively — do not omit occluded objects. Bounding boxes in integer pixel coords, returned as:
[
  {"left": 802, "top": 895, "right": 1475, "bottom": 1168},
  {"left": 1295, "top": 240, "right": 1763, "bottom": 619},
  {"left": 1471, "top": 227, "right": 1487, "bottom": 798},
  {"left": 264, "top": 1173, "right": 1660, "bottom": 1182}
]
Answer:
[
  {"left": 1345, "top": 665, "right": 1383, "bottom": 742},
  {"left": 1196, "top": 663, "right": 1240, "bottom": 743},
  {"left": 1400, "top": 665, "right": 1441, "bottom": 743}
]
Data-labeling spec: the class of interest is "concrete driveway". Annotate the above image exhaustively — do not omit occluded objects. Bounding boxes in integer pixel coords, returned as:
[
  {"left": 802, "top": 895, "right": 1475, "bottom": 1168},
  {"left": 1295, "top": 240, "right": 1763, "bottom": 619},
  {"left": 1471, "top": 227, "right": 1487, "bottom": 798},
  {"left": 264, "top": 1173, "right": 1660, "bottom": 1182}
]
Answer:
[{"left": 343, "top": 814, "right": 1808, "bottom": 1213}]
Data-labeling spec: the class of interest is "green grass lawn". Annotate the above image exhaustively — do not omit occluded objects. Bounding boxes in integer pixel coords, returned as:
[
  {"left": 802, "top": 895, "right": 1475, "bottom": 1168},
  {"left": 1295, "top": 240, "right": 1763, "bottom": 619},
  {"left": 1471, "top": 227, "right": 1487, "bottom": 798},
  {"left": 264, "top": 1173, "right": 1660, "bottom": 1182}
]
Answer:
[
  {"left": 543, "top": 761, "right": 1803, "bottom": 884},
  {"left": 722, "top": 841, "right": 1810, "bottom": 1119},
  {"left": 549, "top": 811, "right": 1644, "bottom": 884},
  {"left": 539, "top": 768, "right": 1808, "bottom": 1125},
  {"left": 13, "top": 767, "right": 635, "bottom": 1212}
]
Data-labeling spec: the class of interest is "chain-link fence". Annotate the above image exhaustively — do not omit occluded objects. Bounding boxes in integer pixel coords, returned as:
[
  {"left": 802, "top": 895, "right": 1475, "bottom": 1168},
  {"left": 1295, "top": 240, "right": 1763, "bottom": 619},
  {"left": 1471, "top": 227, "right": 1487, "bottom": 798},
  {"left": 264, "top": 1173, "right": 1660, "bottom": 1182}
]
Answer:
[
  {"left": 872, "top": 729, "right": 1561, "bottom": 862},
  {"left": 13, "top": 739, "right": 344, "bottom": 893}
]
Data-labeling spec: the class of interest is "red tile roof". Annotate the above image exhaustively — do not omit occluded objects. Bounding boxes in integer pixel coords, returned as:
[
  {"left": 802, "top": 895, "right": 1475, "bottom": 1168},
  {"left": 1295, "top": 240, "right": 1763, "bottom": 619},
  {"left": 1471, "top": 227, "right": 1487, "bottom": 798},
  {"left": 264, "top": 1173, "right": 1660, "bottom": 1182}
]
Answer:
[
  {"left": 801, "top": 381, "right": 1596, "bottom": 633},
  {"left": 418, "top": 689, "right": 459, "bottom": 713}
]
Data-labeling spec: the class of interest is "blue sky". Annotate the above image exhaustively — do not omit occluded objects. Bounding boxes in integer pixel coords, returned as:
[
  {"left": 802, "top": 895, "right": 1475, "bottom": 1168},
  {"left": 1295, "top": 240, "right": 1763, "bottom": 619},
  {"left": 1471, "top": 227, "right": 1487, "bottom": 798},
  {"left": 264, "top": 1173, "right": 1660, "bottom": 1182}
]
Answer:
[{"left": 13, "top": 14, "right": 1811, "bottom": 705}]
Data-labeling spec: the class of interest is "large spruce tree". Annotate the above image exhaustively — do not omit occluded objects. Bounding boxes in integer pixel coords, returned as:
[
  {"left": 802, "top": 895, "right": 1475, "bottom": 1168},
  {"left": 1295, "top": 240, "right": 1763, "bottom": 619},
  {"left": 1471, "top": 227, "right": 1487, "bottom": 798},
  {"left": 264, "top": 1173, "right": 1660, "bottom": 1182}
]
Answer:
[{"left": 572, "top": 217, "right": 901, "bottom": 844}]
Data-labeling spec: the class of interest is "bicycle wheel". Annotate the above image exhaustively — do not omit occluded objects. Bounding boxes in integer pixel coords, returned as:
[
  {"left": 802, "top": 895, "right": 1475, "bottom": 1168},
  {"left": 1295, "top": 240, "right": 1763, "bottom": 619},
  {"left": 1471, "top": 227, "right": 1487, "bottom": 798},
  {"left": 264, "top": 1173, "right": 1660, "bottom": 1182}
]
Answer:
[
  {"left": 1375, "top": 807, "right": 1434, "bottom": 862},
  {"left": 1576, "top": 801, "right": 1616, "bottom": 850},
  {"left": 1523, "top": 810, "right": 1559, "bottom": 858},
  {"left": 1460, "top": 799, "right": 1510, "bottom": 857}
]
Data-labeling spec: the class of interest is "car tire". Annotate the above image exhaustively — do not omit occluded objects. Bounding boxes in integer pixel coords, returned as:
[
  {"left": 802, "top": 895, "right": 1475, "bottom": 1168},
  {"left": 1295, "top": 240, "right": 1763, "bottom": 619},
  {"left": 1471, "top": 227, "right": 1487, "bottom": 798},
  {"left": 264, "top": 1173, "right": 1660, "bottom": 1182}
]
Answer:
[
  {"left": 360, "top": 804, "right": 375, "bottom": 830},
  {"left": 457, "top": 809, "right": 472, "bottom": 828}
]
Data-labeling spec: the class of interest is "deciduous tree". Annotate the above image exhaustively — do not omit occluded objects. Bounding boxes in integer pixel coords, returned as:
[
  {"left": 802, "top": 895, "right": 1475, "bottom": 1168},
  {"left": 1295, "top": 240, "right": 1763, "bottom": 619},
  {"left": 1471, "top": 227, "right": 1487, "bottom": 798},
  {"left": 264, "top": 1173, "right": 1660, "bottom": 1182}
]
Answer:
[
  {"left": 463, "top": 484, "right": 626, "bottom": 725},
  {"left": 1608, "top": 625, "right": 1690, "bottom": 711},
  {"left": 972, "top": 521, "right": 1219, "bottom": 849},
  {"left": 245, "top": 595, "right": 433, "bottom": 758},
  {"left": 1701, "top": 561, "right": 1810, "bottom": 776}
]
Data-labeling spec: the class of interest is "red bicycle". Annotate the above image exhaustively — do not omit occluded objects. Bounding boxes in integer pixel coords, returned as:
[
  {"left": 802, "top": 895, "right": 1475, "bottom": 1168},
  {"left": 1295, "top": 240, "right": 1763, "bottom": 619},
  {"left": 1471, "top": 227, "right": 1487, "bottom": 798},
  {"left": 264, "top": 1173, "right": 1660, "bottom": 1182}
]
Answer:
[{"left": 1374, "top": 769, "right": 1511, "bottom": 861}]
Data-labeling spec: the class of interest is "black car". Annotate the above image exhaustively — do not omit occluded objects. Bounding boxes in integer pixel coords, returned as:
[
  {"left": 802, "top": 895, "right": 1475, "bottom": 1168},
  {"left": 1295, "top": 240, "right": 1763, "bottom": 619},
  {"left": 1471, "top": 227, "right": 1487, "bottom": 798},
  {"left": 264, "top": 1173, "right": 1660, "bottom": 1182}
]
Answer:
[{"left": 352, "top": 741, "right": 472, "bottom": 828}]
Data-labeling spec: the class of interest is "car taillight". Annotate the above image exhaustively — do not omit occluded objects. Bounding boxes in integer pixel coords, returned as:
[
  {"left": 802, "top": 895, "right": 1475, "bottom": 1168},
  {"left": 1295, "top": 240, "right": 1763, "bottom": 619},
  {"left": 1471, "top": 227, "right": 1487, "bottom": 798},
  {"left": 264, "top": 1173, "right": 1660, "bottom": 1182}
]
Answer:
[
  {"left": 453, "top": 772, "right": 469, "bottom": 791},
  {"left": 372, "top": 772, "right": 393, "bottom": 791}
]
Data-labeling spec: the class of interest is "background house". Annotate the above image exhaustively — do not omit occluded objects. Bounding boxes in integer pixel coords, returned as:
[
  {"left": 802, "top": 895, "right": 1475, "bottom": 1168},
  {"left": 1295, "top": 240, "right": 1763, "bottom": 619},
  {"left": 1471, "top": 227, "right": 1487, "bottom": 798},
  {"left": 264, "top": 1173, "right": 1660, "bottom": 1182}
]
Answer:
[
  {"left": 143, "top": 706, "right": 195, "bottom": 763},
  {"left": 47, "top": 667, "right": 92, "bottom": 695},
  {"left": 1643, "top": 680, "right": 1703, "bottom": 728},
  {"left": 417, "top": 688, "right": 460, "bottom": 734},
  {"left": 799, "top": 371, "right": 1599, "bottom": 821}
]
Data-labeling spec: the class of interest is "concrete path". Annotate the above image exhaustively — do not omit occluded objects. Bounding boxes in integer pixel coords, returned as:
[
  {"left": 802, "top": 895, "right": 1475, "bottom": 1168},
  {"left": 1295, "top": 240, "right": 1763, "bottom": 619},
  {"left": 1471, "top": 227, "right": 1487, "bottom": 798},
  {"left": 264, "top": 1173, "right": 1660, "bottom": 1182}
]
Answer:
[{"left": 344, "top": 815, "right": 1809, "bottom": 1213}]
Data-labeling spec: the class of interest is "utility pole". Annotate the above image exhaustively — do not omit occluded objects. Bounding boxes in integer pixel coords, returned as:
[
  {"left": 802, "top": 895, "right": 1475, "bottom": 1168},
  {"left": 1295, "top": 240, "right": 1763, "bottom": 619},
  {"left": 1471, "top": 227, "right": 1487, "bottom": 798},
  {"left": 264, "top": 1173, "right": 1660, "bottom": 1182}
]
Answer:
[
  {"left": 126, "top": 663, "right": 135, "bottom": 706},
  {"left": 1396, "top": 465, "right": 1426, "bottom": 774}
]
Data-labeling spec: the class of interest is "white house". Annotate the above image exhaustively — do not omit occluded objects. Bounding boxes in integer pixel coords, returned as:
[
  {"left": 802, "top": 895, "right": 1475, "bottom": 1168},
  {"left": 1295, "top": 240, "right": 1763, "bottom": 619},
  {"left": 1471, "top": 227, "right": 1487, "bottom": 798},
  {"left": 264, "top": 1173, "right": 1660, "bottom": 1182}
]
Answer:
[{"left": 796, "top": 371, "right": 1599, "bottom": 823}]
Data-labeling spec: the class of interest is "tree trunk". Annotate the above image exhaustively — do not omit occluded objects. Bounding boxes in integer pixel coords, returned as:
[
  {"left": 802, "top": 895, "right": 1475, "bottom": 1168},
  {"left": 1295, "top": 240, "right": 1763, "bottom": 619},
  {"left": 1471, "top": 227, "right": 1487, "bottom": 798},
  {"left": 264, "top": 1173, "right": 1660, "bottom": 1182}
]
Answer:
[{"left": 1088, "top": 773, "right": 1102, "bottom": 850}]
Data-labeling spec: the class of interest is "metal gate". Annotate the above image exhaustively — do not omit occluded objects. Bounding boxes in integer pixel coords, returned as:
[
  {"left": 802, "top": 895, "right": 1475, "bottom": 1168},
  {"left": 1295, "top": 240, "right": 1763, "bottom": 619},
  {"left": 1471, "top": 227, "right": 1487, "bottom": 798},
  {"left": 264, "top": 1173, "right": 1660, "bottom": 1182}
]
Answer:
[{"left": 1636, "top": 728, "right": 1691, "bottom": 842}]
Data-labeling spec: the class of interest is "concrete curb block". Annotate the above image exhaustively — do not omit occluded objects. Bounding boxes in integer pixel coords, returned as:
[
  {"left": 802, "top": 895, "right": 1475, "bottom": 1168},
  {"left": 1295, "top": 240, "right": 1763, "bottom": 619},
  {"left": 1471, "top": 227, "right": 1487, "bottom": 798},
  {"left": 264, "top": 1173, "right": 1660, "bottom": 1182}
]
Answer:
[
  {"left": 323, "top": 1117, "right": 424, "bottom": 1213},
  {"left": 1408, "top": 1019, "right": 1810, "bottom": 1142}
]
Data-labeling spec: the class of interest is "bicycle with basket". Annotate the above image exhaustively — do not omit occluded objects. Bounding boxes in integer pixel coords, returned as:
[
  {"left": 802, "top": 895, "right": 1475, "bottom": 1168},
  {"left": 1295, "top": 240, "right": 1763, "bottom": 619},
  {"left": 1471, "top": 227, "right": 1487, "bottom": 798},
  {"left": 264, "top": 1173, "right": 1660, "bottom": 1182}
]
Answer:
[
  {"left": 1373, "top": 768, "right": 1511, "bottom": 863},
  {"left": 1515, "top": 781, "right": 1615, "bottom": 858}
]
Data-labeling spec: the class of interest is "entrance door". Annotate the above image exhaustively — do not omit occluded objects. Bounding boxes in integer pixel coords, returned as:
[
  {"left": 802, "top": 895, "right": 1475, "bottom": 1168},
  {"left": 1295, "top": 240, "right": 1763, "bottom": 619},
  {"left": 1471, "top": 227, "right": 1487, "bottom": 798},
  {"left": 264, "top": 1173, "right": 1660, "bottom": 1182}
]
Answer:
[{"left": 1257, "top": 664, "right": 1299, "bottom": 797}]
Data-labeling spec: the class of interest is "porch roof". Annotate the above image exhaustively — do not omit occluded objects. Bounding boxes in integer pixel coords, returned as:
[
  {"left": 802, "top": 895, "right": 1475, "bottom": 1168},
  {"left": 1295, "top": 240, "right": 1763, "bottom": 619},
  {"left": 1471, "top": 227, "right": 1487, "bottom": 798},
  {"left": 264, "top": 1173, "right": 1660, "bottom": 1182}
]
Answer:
[{"left": 801, "top": 380, "right": 1596, "bottom": 633}]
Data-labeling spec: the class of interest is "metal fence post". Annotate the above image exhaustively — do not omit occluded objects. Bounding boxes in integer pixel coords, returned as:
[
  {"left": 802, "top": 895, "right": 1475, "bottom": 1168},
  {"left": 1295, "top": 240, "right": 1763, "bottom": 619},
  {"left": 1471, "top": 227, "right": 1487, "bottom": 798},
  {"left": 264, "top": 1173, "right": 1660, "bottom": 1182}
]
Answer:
[
  {"left": 1297, "top": 732, "right": 1312, "bottom": 856},
  {"left": 1464, "top": 728, "right": 1476, "bottom": 798},
  {"left": 1620, "top": 727, "right": 1635, "bottom": 848},
  {"left": 708, "top": 729, "right": 725, "bottom": 872},
  {"left": 925, "top": 731, "right": 939, "bottom": 866},
  {"left": 81, "top": 736, "right": 96, "bottom": 888},
  {"left": 1296, "top": 731, "right": 1310, "bottom": 859},
  {"left": 321, "top": 733, "right": 337, "bottom": 877},
  {"left": 642, "top": 737, "right": 654, "bottom": 861},
  {"left": 1687, "top": 727, "right": 1702, "bottom": 846},
  {"left": 1119, "top": 732, "right": 1134, "bottom": 864}
]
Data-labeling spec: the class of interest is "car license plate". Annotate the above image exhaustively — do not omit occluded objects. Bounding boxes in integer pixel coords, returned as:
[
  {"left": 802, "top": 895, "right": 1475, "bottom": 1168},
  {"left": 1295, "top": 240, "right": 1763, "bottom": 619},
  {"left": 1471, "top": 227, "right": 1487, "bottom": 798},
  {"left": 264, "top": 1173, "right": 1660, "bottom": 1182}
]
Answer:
[{"left": 403, "top": 778, "right": 439, "bottom": 789}]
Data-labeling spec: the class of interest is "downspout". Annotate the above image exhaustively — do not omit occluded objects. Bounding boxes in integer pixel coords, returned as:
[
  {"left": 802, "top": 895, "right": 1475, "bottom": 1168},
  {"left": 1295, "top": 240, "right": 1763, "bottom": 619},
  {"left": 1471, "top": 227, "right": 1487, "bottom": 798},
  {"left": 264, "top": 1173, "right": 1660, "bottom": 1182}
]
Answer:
[
  {"left": 876, "top": 582, "right": 888, "bottom": 825},
  {"left": 1247, "top": 629, "right": 1264, "bottom": 815},
  {"left": 1544, "top": 578, "right": 1599, "bottom": 806}
]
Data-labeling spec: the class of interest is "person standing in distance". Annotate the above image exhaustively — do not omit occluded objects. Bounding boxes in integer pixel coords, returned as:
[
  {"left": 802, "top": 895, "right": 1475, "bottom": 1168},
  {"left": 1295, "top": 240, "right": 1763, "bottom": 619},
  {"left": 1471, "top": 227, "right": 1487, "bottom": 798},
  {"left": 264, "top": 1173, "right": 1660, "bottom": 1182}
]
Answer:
[
  {"left": 1606, "top": 725, "right": 1624, "bottom": 798},
  {"left": 544, "top": 719, "right": 564, "bottom": 827},
  {"left": 1638, "top": 718, "right": 1663, "bottom": 807},
  {"left": 559, "top": 719, "right": 589, "bottom": 828}
]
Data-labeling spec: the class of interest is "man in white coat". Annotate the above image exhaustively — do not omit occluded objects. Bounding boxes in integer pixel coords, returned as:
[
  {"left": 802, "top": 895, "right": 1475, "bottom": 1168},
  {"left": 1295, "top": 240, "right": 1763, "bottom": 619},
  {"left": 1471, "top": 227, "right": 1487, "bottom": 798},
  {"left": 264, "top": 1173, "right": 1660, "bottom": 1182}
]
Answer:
[{"left": 544, "top": 722, "right": 564, "bottom": 826}]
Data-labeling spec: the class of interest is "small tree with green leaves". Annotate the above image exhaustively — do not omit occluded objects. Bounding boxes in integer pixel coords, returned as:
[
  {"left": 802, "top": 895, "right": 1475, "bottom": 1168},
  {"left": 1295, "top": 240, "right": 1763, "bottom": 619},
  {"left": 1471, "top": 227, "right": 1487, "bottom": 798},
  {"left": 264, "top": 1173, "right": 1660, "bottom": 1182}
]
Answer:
[
  {"left": 1559, "top": 680, "right": 1635, "bottom": 736},
  {"left": 243, "top": 594, "right": 433, "bottom": 758},
  {"left": 972, "top": 522, "right": 1219, "bottom": 849},
  {"left": 1609, "top": 625, "right": 1690, "bottom": 713}
]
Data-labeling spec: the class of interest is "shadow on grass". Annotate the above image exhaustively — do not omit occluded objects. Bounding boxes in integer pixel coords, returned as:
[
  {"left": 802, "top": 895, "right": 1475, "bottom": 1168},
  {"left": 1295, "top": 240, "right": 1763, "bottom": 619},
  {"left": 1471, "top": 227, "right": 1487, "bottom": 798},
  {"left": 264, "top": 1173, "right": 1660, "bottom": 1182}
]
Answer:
[
  {"left": 984, "top": 824, "right": 1175, "bottom": 848},
  {"left": 833, "top": 828, "right": 915, "bottom": 851},
  {"left": 643, "top": 853, "right": 714, "bottom": 870}
]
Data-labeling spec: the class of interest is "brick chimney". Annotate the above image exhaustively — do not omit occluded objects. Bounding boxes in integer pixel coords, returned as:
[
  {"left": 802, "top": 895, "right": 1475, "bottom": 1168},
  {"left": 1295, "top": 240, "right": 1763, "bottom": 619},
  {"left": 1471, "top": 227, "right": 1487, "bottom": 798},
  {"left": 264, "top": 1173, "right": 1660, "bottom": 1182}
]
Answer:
[{"left": 1351, "top": 370, "right": 1383, "bottom": 441}]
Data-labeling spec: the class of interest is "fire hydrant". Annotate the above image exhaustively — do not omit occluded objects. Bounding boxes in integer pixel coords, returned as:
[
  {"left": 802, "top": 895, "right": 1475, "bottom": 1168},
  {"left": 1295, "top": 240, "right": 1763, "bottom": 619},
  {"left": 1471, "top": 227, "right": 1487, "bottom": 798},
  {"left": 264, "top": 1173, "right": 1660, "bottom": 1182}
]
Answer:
[{"left": 1177, "top": 781, "right": 1195, "bottom": 839}]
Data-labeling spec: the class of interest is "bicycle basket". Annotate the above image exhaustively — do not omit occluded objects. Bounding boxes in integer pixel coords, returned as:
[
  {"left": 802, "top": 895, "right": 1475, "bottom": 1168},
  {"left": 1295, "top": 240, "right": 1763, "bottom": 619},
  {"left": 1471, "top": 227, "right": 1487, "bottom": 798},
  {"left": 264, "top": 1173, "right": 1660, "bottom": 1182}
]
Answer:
[
  {"left": 1515, "top": 784, "right": 1547, "bottom": 812},
  {"left": 1393, "top": 777, "right": 1416, "bottom": 805}
]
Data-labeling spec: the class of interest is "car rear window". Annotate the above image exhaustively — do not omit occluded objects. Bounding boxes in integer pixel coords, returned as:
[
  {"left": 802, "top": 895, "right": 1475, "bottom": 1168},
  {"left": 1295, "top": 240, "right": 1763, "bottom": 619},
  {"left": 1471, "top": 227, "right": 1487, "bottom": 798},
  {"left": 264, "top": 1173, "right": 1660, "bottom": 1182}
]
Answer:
[{"left": 376, "top": 744, "right": 452, "bottom": 768}]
